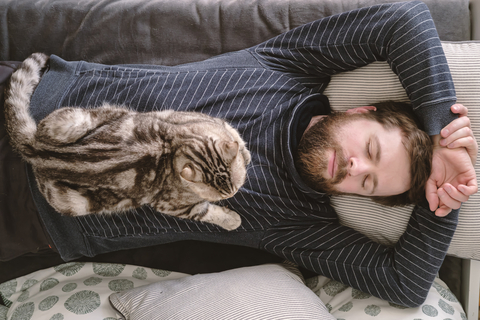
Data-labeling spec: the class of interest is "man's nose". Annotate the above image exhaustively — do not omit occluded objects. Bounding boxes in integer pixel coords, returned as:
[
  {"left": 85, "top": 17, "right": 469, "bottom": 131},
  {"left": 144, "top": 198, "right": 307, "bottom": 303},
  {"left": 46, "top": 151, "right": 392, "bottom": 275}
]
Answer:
[{"left": 347, "top": 157, "right": 370, "bottom": 176}]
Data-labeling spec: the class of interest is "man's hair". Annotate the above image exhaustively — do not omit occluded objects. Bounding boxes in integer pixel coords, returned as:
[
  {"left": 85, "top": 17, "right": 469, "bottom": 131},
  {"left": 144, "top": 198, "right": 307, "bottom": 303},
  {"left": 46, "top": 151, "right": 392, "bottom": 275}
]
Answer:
[{"left": 297, "top": 101, "right": 432, "bottom": 207}]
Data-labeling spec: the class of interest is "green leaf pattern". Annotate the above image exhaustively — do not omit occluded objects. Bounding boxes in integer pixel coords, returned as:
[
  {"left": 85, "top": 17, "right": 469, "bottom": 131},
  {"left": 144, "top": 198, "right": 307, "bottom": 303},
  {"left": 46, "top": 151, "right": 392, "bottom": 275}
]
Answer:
[
  {"left": 10, "top": 302, "right": 35, "bottom": 320},
  {"left": 54, "top": 263, "right": 86, "bottom": 277},
  {"left": 16, "top": 290, "right": 29, "bottom": 303},
  {"left": 64, "top": 290, "right": 100, "bottom": 315},
  {"left": 151, "top": 268, "right": 172, "bottom": 277},
  {"left": 0, "top": 305, "right": 8, "bottom": 319},
  {"left": 0, "top": 279, "right": 17, "bottom": 300},
  {"left": 432, "top": 282, "right": 459, "bottom": 302},
  {"left": 20, "top": 280, "right": 38, "bottom": 292},
  {"left": 83, "top": 277, "right": 103, "bottom": 286},
  {"left": 364, "top": 304, "right": 381, "bottom": 316},
  {"left": 39, "top": 296, "right": 59, "bottom": 311},
  {"left": 61, "top": 283, "right": 77, "bottom": 292},
  {"left": 132, "top": 267, "right": 148, "bottom": 280},
  {"left": 93, "top": 263, "right": 125, "bottom": 277},
  {"left": 108, "top": 279, "right": 134, "bottom": 292},
  {"left": 40, "top": 279, "right": 59, "bottom": 292}
]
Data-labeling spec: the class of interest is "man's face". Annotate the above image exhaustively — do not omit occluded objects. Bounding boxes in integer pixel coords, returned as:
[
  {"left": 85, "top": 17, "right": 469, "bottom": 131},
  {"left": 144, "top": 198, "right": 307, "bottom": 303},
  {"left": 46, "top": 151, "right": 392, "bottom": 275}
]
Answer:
[{"left": 305, "top": 112, "right": 411, "bottom": 197}]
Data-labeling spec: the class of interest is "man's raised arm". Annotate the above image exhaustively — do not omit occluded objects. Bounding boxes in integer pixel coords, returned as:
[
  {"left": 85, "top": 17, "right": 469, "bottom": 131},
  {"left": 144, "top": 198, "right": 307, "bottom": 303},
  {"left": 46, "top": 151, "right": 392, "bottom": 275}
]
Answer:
[{"left": 249, "top": 0, "right": 476, "bottom": 213}]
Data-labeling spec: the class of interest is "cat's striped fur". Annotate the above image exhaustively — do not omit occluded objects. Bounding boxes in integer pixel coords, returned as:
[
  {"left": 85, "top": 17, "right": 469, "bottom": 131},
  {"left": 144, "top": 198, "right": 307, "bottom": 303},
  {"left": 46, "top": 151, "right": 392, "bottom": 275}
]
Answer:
[{"left": 4, "top": 53, "right": 251, "bottom": 230}]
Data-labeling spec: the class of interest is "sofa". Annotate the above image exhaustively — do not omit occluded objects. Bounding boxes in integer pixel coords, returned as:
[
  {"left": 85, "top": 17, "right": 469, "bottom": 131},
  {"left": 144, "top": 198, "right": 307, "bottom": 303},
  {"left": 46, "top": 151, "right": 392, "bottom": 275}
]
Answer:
[{"left": 0, "top": 0, "right": 479, "bottom": 319}]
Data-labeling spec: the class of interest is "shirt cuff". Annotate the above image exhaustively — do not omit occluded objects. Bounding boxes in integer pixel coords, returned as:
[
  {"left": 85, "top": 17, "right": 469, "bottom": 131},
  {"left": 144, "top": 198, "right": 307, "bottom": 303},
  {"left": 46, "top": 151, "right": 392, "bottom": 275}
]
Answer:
[{"left": 416, "top": 100, "right": 457, "bottom": 136}]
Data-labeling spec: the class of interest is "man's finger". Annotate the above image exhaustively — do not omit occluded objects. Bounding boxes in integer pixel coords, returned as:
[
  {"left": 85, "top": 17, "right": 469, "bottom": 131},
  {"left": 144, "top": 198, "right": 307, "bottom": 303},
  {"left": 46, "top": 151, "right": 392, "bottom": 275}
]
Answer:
[
  {"left": 451, "top": 103, "right": 468, "bottom": 117},
  {"left": 435, "top": 205, "right": 453, "bottom": 217},
  {"left": 442, "top": 183, "right": 469, "bottom": 202},
  {"left": 445, "top": 136, "right": 476, "bottom": 149},
  {"left": 425, "top": 178, "right": 439, "bottom": 211},
  {"left": 440, "top": 116, "right": 471, "bottom": 139},
  {"left": 440, "top": 127, "right": 474, "bottom": 147},
  {"left": 437, "top": 187, "right": 462, "bottom": 210},
  {"left": 458, "top": 179, "right": 479, "bottom": 196}
]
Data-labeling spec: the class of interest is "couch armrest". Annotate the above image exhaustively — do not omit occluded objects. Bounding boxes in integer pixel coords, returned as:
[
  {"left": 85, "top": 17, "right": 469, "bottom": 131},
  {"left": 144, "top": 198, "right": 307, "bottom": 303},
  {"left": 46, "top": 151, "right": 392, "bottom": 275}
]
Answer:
[{"left": 462, "top": 259, "right": 480, "bottom": 320}]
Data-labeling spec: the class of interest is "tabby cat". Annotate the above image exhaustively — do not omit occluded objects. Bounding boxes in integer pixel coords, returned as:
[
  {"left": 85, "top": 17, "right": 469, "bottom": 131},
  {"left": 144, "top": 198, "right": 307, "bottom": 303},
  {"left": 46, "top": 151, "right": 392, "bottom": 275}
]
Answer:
[{"left": 4, "top": 53, "right": 251, "bottom": 230}]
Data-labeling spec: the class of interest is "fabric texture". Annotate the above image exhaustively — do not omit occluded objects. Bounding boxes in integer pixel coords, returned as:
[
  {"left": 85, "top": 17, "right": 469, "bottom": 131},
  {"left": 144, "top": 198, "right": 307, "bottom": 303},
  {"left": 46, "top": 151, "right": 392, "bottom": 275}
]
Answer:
[
  {"left": 0, "top": 0, "right": 470, "bottom": 65},
  {"left": 27, "top": 2, "right": 459, "bottom": 308},
  {"left": 0, "top": 62, "right": 54, "bottom": 261},
  {"left": 109, "top": 263, "right": 335, "bottom": 320},
  {"left": 0, "top": 262, "right": 188, "bottom": 320},
  {"left": 324, "top": 41, "right": 480, "bottom": 260},
  {"left": 307, "top": 275, "right": 466, "bottom": 319},
  {"left": 0, "top": 262, "right": 465, "bottom": 320}
]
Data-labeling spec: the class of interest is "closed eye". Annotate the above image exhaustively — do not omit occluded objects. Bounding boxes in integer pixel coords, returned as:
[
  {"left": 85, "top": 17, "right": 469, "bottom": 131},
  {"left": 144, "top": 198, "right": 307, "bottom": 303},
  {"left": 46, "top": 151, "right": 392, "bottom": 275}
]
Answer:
[{"left": 362, "top": 175, "right": 369, "bottom": 188}]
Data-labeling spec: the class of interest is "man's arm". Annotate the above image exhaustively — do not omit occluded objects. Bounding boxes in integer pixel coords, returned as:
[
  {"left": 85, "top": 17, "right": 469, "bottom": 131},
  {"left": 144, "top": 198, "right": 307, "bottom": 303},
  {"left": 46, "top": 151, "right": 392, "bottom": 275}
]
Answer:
[
  {"left": 250, "top": 0, "right": 476, "bottom": 213},
  {"left": 249, "top": 1, "right": 456, "bottom": 133},
  {"left": 261, "top": 207, "right": 459, "bottom": 307}
]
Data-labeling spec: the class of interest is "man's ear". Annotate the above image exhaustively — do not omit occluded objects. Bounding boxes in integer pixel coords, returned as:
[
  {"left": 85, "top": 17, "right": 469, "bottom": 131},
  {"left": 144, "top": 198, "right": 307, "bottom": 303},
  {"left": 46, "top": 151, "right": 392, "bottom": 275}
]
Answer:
[{"left": 345, "top": 106, "right": 377, "bottom": 114}]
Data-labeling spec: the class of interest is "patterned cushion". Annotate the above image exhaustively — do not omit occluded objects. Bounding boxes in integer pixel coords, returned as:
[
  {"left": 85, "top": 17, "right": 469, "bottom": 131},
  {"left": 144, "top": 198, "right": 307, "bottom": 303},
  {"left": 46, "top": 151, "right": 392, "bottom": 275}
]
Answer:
[
  {"left": 324, "top": 41, "right": 480, "bottom": 260},
  {"left": 0, "top": 262, "right": 466, "bottom": 320},
  {"left": 307, "top": 275, "right": 466, "bottom": 319}
]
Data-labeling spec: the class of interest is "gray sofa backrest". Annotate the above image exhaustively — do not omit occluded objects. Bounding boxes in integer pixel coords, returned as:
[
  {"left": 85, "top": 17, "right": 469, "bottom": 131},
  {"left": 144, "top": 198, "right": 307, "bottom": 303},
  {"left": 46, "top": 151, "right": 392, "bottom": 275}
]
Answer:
[{"left": 0, "top": 0, "right": 471, "bottom": 65}]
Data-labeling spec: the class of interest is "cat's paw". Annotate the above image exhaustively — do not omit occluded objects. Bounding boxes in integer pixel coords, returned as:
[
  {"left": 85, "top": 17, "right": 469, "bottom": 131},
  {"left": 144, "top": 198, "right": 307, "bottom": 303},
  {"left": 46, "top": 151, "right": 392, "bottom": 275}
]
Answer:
[
  {"left": 204, "top": 205, "right": 242, "bottom": 231},
  {"left": 219, "top": 207, "right": 242, "bottom": 230}
]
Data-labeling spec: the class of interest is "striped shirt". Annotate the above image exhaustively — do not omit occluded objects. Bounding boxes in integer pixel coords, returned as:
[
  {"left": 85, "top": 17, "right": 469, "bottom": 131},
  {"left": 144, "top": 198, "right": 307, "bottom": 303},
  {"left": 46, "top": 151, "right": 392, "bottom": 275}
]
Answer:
[{"left": 29, "top": 1, "right": 458, "bottom": 307}]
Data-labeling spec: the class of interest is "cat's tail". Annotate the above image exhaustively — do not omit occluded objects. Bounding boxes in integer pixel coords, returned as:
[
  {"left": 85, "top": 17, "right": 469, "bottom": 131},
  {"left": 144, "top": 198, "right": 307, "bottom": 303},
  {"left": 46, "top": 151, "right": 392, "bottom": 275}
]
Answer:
[{"left": 4, "top": 52, "right": 49, "bottom": 155}]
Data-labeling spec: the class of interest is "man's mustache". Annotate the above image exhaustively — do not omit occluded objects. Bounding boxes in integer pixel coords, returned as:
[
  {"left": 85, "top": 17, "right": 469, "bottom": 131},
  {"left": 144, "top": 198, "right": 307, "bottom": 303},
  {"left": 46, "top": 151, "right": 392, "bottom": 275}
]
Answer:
[{"left": 331, "top": 148, "right": 348, "bottom": 185}]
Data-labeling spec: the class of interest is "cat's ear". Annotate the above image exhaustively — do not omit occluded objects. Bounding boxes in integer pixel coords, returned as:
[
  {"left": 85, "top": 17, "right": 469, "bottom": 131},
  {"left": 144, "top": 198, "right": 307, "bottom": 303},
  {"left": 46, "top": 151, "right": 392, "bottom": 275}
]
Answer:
[
  {"left": 220, "top": 141, "right": 239, "bottom": 160},
  {"left": 180, "top": 164, "right": 201, "bottom": 182}
]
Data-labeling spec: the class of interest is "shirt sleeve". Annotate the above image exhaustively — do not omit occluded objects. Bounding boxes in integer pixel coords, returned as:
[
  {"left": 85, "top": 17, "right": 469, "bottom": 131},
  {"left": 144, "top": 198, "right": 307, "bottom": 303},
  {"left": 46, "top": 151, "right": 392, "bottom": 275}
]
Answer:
[
  {"left": 260, "top": 206, "right": 459, "bottom": 307},
  {"left": 248, "top": 0, "right": 457, "bottom": 135}
]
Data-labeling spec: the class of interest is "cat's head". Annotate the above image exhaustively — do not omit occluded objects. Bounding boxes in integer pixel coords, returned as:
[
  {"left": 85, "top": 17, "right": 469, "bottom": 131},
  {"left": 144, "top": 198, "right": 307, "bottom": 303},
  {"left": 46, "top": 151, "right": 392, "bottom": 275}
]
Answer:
[{"left": 175, "top": 138, "right": 249, "bottom": 202}]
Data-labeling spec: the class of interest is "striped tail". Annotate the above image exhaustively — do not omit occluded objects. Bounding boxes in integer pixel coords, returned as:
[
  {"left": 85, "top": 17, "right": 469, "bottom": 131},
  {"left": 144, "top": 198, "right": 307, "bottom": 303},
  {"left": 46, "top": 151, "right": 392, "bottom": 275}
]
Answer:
[{"left": 4, "top": 53, "right": 49, "bottom": 155}]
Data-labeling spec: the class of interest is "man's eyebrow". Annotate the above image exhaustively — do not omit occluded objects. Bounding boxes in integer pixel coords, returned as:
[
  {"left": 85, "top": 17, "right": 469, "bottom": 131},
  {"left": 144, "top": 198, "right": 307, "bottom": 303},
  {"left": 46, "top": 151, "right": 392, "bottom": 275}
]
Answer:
[
  {"left": 370, "top": 134, "right": 381, "bottom": 194},
  {"left": 374, "top": 134, "right": 381, "bottom": 165}
]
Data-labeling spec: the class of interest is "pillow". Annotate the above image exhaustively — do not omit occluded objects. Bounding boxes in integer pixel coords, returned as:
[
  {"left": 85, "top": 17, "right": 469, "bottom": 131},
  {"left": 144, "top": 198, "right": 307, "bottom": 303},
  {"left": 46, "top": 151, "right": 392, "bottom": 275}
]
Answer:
[
  {"left": 0, "top": 262, "right": 188, "bottom": 320},
  {"left": 306, "top": 275, "right": 467, "bottom": 320},
  {"left": 323, "top": 41, "right": 480, "bottom": 260},
  {"left": 109, "top": 263, "right": 335, "bottom": 320}
]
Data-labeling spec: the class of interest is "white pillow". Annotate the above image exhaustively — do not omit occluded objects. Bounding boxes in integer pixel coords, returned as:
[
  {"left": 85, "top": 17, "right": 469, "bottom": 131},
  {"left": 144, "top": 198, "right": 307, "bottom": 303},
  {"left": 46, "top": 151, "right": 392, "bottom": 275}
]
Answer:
[
  {"left": 109, "top": 263, "right": 335, "bottom": 320},
  {"left": 323, "top": 41, "right": 480, "bottom": 260}
]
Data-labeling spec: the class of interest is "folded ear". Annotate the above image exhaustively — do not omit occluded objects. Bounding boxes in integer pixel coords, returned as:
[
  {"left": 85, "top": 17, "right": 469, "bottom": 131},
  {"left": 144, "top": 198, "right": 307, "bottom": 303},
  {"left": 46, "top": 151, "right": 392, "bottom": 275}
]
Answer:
[
  {"left": 219, "top": 140, "right": 239, "bottom": 160},
  {"left": 345, "top": 106, "right": 377, "bottom": 114}
]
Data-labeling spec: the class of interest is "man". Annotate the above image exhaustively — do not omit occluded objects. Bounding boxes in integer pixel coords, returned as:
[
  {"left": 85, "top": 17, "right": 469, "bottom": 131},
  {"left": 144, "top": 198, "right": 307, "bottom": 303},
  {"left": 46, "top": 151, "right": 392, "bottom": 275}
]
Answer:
[{"left": 2, "top": 0, "right": 478, "bottom": 307}]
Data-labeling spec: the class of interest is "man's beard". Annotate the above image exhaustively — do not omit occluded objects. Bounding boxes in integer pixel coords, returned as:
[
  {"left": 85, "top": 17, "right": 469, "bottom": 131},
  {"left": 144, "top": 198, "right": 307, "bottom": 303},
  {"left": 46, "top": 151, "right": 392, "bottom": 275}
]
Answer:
[{"left": 296, "top": 112, "right": 355, "bottom": 194}]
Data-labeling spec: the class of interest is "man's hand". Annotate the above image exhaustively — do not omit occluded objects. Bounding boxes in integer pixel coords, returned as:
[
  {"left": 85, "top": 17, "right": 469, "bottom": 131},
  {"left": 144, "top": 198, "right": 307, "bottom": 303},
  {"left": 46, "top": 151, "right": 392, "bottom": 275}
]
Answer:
[{"left": 425, "top": 104, "right": 478, "bottom": 217}]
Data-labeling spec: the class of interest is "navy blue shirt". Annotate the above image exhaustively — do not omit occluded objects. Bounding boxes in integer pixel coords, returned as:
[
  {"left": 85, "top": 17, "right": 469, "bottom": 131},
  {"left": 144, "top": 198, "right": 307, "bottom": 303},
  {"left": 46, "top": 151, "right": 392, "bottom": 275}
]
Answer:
[{"left": 29, "top": 1, "right": 458, "bottom": 307}]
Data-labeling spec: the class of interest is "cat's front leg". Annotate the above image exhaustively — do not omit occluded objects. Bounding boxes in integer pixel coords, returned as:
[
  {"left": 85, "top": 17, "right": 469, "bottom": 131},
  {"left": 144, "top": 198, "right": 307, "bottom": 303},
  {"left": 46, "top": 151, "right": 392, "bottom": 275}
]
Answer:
[{"left": 180, "top": 202, "right": 242, "bottom": 231}]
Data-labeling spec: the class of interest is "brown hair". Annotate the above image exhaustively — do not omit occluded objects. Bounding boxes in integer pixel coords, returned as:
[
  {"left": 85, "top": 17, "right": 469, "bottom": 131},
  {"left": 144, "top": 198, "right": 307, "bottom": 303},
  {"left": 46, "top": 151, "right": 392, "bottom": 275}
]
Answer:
[{"left": 296, "top": 101, "right": 432, "bottom": 206}]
